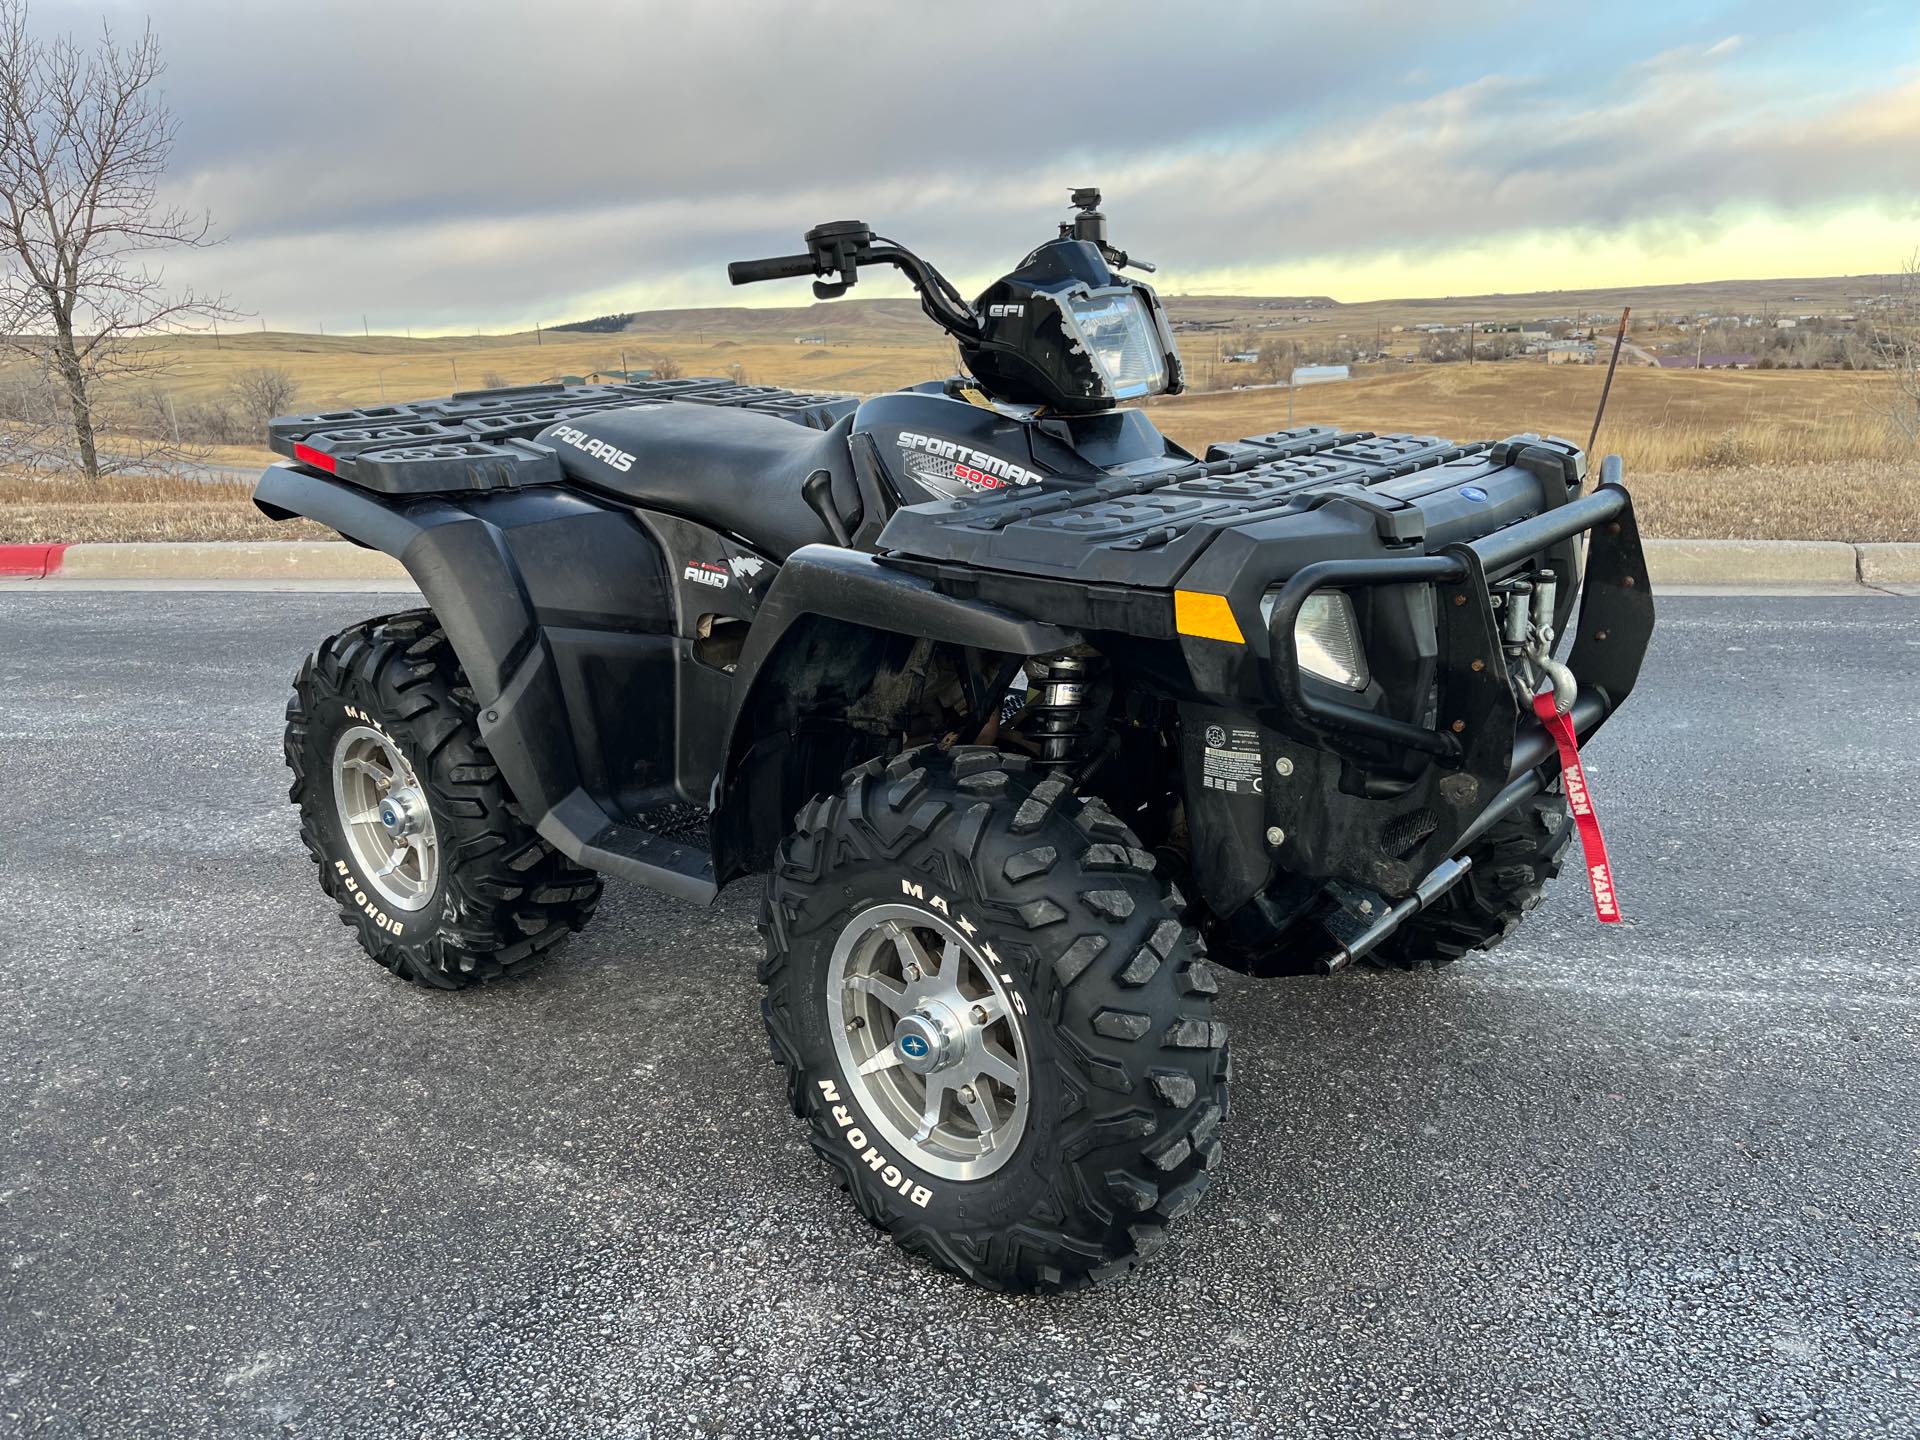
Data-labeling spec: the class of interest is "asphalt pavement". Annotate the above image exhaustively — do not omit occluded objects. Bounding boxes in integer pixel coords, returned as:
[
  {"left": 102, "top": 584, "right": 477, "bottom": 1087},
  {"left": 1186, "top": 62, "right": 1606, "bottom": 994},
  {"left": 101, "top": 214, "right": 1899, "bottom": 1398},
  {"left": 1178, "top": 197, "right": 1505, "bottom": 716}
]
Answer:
[{"left": 2, "top": 589, "right": 1916, "bottom": 1439}]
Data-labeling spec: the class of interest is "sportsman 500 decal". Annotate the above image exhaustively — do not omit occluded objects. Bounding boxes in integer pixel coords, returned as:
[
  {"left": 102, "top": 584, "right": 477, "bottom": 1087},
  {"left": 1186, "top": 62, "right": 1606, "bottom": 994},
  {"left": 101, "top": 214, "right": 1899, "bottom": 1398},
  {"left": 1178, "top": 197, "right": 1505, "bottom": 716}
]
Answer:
[{"left": 895, "top": 431, "right": 1044, "bottom": 493}]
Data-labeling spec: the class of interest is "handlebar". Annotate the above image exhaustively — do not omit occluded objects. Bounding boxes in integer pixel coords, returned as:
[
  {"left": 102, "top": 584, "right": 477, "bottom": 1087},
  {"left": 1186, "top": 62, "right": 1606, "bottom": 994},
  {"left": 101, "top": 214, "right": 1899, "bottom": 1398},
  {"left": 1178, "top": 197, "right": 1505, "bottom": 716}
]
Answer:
[
  {"left": 727, "top": 253, "right": 818, "bottom": 286},
  {"left": 726, "top": 222, "right": 983, "bottom": 344}
]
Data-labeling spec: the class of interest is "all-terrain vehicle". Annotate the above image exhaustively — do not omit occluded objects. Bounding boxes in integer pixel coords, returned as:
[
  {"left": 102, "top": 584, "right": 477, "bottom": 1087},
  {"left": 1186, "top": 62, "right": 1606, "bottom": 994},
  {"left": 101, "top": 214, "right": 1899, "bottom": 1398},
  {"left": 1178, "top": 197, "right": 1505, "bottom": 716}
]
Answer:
[{"left": 254, "top": 190, "right": 1654, "bottom": 1291}]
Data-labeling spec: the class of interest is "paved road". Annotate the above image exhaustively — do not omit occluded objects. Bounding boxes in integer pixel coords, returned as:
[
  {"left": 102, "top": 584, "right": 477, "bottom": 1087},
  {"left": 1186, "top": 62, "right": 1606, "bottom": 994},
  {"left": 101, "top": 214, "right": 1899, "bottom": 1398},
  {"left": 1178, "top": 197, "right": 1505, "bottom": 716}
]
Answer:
[{"left": 2, "top": 590, "right": 1916, "bottom": 1439}]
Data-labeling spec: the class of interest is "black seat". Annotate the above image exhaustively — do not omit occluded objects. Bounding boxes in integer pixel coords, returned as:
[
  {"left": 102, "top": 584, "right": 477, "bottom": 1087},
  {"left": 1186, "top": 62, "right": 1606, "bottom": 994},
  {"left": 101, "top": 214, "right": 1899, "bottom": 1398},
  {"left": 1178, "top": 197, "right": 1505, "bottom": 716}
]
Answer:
[{"left": 549, "top": 401, "right": 859, "bottom": 559}]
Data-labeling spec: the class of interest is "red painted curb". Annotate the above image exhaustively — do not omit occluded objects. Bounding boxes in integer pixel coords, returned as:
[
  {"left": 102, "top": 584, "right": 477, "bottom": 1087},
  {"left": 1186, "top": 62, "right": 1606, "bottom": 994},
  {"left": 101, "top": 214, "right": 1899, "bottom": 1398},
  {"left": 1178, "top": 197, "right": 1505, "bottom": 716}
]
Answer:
[{"left": 0, "top": 543, "right": 67, "bottom": 578}]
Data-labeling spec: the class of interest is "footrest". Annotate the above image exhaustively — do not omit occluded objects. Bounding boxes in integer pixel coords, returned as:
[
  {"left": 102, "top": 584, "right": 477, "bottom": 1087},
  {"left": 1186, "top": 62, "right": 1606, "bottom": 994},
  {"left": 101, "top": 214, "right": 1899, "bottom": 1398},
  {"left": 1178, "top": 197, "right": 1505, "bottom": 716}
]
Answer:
[{"left": 537, "top": 790, "right": 718, "bottom": 905}]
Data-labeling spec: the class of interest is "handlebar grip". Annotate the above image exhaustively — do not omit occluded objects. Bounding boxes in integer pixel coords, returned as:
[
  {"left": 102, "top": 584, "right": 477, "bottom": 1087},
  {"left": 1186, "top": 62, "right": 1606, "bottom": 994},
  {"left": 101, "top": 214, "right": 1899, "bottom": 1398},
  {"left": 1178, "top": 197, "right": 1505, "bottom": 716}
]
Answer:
[{"left": 727, "top": 253, "right": 817, "bottom": 285}]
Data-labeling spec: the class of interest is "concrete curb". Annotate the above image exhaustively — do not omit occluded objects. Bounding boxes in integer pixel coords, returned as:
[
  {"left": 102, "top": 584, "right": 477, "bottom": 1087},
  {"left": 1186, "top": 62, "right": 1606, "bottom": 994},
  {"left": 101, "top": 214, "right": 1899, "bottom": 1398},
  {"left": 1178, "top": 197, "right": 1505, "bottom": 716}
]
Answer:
[
  {"left": 3, "top": 538, "right": 1918, "bottom": 588},
  {"left": 1857, "top": 542, "right": 1920, "bottom": 586},
  {"left": 1642, "top": 539, "right": 1859, "bottom": 587},
  {"left": 21, "top": 541, "right": 409, "bottom": 582}
]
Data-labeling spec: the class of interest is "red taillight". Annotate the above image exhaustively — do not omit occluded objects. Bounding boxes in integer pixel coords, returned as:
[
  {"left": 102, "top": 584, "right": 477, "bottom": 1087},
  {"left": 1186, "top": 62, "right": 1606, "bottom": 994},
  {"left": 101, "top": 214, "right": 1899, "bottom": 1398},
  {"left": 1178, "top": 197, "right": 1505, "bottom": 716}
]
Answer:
[{"left": 292, "top": 442, "right": 337, "bottom": 474}]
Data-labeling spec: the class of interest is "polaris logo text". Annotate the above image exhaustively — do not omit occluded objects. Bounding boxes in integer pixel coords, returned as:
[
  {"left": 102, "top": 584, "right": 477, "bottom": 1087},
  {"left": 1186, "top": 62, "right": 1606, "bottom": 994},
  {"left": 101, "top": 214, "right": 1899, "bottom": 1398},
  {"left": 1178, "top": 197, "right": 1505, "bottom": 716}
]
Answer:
[
  {"left": 896, "top": 432, "right": 1043, "bottom": 489},
  {"left": 550, "top": 425, "right": 635, "bottom": 473}
]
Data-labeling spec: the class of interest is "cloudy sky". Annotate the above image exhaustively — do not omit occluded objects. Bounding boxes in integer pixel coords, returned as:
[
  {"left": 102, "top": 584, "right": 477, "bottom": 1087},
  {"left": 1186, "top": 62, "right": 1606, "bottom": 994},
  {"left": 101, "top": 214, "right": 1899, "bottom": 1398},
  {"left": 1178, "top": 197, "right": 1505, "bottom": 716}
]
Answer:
[{"left": 32, "top": 0, "right": 1920, "bottom": 333}]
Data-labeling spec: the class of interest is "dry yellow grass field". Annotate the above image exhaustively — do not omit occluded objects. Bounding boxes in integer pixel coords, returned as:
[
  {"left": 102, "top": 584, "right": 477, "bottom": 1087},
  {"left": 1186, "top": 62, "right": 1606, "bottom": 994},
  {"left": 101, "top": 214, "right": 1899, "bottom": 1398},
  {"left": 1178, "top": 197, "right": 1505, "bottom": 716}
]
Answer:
[{"left": 4, "top": 288, "right": 1915, "bottom": 543}]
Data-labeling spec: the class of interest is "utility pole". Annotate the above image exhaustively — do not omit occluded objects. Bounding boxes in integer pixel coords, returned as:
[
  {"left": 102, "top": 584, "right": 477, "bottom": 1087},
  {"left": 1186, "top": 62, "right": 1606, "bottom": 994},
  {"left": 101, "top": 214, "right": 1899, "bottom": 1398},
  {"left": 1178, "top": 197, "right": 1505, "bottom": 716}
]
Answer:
[
  {"left": 363, "top": 314, "right": 369, "bottom": 337},
  {"left": 1468, "top": 322, "right": 1475, "bottom": 366},
  {"left": 536, "top": 323, "right": 543, "bottom": 347},
  {"left": 212, "top": 318, "right": 220, "bottom": 349}
]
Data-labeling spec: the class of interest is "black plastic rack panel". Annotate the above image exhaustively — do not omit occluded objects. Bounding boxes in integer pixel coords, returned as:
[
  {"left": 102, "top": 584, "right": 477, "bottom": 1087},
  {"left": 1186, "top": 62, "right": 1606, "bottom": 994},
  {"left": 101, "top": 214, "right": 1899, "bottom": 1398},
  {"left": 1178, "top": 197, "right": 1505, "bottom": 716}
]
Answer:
[{"left": 266, "top": 378, "right": 857, "bottom": 495}]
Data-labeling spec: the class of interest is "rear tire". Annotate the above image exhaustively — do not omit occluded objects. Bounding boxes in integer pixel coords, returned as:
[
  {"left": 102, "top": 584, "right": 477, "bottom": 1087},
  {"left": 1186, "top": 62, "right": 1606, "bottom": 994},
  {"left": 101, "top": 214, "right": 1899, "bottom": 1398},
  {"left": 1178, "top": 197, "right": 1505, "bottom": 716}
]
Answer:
[
  {"left": 1365, "top": 786, "right": 1572, "bottom": 970},
  {"left": 285, "top": 610, "right": 602, "bottom": 989},
  {"left": 760, "top": 746, "right": 1230, "bottom": 1292}
]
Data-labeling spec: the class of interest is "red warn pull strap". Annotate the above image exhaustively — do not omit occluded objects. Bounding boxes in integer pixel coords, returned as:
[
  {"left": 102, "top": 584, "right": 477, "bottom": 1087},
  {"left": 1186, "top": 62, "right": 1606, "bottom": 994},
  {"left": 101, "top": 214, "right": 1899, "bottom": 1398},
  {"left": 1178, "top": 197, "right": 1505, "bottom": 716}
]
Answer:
[{"left": 1532, "top": 690, "right": 1622, "bottom": 923}]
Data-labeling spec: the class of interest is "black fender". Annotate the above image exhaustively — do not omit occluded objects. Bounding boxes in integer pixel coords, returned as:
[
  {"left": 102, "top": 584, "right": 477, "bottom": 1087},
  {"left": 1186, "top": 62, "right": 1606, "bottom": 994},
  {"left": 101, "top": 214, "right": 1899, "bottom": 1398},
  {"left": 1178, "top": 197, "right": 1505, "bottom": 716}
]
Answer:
[
  {"left": 254, "top": 464, "right": 715, "bottom": 901},
  {"left": 735, "top": 544, "right": 1076, "bottom": 677},
  {"left": 259, "top": 466, "right": 1080, "bottom": 899}
]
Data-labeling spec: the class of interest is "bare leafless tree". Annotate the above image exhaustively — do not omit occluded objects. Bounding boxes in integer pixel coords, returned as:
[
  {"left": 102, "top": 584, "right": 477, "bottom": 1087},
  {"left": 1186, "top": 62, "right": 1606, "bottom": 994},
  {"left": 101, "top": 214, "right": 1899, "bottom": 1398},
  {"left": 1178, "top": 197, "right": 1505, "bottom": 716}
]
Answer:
[
  {"left": 227, "top": 366, "right": 299, "bottom": 427},
  {"left": 651, "top": 354, "right": 683, "bottom": 381},
  {"left": 0, "top": 0, "right": 232, "bottom": 479},
  {"left": 1875, "top": 252, "right": 1920, "bottom": 445}
]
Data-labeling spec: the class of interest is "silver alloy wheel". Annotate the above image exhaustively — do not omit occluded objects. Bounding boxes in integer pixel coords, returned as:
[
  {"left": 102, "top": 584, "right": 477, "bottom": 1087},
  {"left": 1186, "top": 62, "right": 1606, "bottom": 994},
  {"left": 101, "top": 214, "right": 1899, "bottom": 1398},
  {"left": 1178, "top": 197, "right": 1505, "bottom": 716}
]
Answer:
[
  {"left": 331, "top": 725, "right": 439, "bottom": 911},
  {"left": 827, "top": 903, "right": 1031, "bottom": 1181}
]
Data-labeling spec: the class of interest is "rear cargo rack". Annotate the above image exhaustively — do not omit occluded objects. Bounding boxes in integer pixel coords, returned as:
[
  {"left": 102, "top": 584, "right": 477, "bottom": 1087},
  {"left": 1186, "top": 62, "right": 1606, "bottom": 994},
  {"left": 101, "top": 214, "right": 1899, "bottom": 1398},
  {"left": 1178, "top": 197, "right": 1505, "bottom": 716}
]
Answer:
[{"left": 267, "top": 378, "right": 858, "bottom": 495}]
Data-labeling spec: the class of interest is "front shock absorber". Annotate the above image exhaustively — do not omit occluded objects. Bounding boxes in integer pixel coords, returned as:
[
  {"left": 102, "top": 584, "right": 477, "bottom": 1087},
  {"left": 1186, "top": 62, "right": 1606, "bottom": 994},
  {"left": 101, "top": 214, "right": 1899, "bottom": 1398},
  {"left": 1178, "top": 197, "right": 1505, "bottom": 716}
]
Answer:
[{"left": 1026, "top": 652, "right": 1098, "bottom": 766}]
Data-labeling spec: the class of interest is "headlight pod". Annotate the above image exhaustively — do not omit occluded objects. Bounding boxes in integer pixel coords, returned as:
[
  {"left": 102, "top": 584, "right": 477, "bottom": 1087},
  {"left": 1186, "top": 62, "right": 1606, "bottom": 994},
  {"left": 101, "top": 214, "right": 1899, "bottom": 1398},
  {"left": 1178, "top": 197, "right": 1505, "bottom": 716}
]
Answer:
[{"left": 1262, "top": 589, "right": 1371, "bottom": 691}]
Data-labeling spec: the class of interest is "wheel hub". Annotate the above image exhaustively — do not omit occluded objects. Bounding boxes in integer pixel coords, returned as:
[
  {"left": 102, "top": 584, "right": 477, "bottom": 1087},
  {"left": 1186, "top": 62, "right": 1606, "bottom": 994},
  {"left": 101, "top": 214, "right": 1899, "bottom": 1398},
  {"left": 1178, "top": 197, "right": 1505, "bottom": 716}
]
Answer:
[
  {"left": 378, "top": 787, "right": 429, "bottom": 839},
  {"left": 892, "top": 1006, "right": 961, "bottom": 1075},
  {"left": 332, "top": 726, "right": 439, "bottom": 912},
  {"left": 826, "top": 905, "right": 1032, "bottom": 1181}
]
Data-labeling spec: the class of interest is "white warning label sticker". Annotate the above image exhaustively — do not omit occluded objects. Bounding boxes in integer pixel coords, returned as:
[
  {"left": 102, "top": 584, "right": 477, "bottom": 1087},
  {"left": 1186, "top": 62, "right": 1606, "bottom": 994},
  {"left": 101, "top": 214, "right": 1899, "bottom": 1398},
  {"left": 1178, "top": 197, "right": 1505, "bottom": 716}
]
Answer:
[{"left": 1201, "top": 724, "right": 1264, "bottom": 794}]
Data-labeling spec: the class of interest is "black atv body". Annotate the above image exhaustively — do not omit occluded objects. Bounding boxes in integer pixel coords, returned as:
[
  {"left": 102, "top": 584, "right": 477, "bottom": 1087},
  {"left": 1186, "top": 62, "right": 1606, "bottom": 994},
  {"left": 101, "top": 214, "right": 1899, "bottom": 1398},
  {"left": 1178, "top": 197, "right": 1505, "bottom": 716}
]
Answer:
[
  {"left": 255, "top": 193, "right": 1653, "bottom": 1290},
  {"left": 257, "top": 372, "right": 1650, "bottom": 944}
]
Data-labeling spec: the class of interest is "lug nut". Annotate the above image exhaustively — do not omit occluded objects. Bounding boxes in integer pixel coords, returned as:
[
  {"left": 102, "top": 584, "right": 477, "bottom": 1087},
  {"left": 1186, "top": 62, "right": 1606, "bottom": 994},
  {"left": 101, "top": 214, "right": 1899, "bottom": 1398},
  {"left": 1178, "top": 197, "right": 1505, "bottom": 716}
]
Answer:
[
  {"left": 958, "top": 1084, "right": 977, "bottom": 1104},
  {"left": 971, "top": 1005, "right": 989, "bottom": 1024},
  {"left": 903, "top": 963, "right": 922, "bottom": 982}
]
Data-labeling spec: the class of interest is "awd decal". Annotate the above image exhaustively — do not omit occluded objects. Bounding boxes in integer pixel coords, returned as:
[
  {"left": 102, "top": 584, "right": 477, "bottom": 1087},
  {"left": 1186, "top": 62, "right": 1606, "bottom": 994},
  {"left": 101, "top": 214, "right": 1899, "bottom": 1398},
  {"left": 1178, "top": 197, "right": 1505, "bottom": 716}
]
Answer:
[
  {"left": 683, "top": 560, "right": 729, "bottom": 589},
  {"left": 550, "top": 424, "right": 635, "bottom": 473},
  {"left": 895, "top": 431, "right": 1044, "bottom": 495}
]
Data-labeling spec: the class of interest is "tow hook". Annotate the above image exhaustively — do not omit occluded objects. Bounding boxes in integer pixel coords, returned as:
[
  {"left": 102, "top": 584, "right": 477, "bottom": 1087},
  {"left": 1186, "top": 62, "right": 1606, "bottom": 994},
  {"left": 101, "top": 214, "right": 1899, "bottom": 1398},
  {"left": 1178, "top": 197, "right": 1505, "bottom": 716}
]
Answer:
[{"left": 1319, "top": 856, "right": 1475, "bottom": 973}]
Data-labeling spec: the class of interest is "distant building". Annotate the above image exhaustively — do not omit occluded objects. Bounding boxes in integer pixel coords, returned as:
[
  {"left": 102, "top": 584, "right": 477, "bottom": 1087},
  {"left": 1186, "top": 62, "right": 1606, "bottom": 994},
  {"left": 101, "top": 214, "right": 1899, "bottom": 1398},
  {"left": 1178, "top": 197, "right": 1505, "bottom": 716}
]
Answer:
[
  {"left": 794, "top": 335, "right": 827, "bottom": 345},
  {"left": 1224, "top": 351, "right": 1259, "bottom": 364},
  {"left": 1289, "top": 364, "right": 1350, "bottom": 387}
]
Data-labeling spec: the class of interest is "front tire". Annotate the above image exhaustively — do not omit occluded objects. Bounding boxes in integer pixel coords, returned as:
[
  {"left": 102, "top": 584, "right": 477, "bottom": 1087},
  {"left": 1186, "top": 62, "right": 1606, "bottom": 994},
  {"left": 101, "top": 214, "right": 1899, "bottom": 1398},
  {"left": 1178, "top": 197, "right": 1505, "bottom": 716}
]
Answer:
[
  {"left": 285, "top": 611, "right": 602, "bottom": 988},
  {"left": 760, "top": 746, "right": 1230, "bottom": 1292},
  {"left": 1366, "top": 786, "right": 1572, "bottom": 970}
]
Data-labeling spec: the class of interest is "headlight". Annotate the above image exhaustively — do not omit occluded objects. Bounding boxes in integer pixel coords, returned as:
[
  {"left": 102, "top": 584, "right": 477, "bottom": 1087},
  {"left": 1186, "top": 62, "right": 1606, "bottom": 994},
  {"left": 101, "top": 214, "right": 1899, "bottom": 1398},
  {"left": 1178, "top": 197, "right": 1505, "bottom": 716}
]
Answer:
[
  {"left": 1060, "top": 289, "right": 1170, "bottom": 399},
  {"left": 1262, "top": 589, "right": 1370, "bottom": 691}
]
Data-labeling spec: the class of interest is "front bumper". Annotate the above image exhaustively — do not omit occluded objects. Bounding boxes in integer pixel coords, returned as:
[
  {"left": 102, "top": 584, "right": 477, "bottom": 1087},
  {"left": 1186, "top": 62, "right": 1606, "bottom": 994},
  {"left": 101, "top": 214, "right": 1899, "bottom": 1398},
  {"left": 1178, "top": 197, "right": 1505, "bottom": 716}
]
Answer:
[{"left": 1179, "top": 472, "right": 1655, "bottom": 919}]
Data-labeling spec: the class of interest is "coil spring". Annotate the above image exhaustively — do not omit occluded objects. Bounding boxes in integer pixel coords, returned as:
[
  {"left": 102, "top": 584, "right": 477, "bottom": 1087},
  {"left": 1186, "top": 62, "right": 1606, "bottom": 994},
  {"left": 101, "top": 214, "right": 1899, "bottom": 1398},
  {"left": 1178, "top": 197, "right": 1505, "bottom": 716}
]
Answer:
[{"left": 1027, "top": 653, "right": 1095, "bottom": 766}]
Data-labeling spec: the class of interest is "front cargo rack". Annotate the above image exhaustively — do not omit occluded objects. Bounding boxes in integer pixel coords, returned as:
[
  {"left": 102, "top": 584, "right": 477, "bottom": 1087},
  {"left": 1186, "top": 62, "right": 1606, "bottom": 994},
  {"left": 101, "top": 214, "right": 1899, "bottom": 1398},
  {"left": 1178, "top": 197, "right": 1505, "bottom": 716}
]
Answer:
[{"left": 266, "top": 378, "right": 858, "bottom": 495}]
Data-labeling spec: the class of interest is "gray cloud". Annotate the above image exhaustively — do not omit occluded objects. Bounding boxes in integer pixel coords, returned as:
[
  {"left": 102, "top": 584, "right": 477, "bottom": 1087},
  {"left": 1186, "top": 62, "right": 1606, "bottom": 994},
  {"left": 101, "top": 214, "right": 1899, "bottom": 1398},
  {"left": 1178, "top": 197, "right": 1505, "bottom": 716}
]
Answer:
[{"left": 29, "top": 0, "right": 1920, "bottom": 329}]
